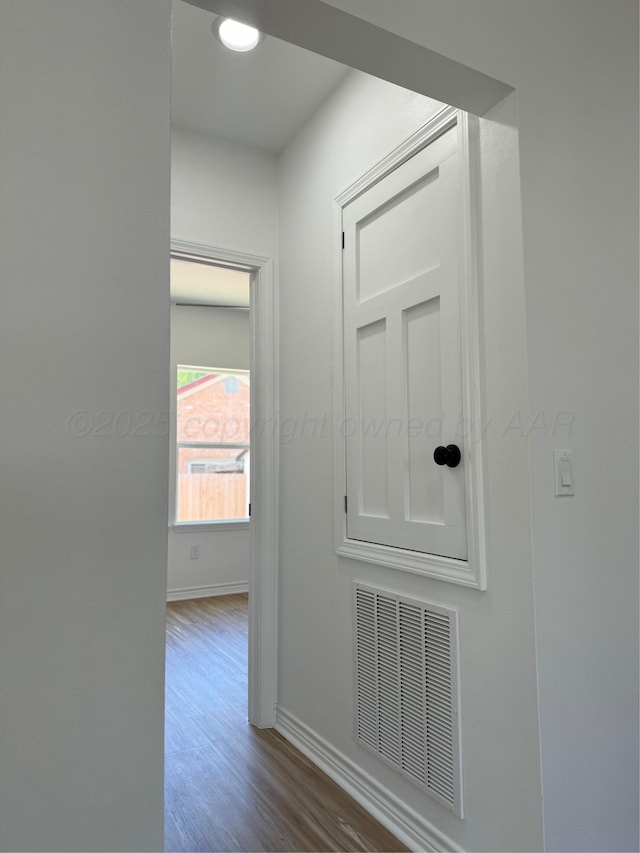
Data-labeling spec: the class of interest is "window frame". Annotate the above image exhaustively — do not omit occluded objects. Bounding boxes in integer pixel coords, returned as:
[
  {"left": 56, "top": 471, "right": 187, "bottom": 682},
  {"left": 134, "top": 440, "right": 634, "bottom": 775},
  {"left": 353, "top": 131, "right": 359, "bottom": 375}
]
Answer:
[{"left": 172, "top": 363, "right": 251, "bottom": 529}]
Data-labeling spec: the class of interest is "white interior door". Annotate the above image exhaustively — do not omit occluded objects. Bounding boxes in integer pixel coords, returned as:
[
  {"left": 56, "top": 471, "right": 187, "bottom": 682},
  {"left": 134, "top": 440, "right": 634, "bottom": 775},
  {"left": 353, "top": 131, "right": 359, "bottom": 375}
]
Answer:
[{"left": 343, "top": 123, "right": 467, "bottom": 560}]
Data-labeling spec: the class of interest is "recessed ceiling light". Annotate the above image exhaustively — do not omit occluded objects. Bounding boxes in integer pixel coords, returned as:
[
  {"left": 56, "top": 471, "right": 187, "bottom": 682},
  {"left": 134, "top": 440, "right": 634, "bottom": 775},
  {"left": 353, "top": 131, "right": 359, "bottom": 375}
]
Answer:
[{"left": 212, "top": 17, "right": 264, "bottom": 52}]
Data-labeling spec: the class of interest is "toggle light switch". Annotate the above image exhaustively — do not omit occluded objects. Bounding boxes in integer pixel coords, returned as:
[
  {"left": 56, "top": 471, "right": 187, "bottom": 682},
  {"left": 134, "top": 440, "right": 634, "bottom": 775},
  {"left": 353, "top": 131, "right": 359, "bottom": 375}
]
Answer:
[{"left": 554, "top": 449, "right": 574, "bottom": 496}]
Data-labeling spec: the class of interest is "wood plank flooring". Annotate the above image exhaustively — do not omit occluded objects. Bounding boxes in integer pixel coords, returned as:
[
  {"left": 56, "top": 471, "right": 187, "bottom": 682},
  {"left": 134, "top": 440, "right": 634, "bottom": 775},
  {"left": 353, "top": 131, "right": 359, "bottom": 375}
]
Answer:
[{"left": 165, "top": 595, "right": 406, "bottom": 852}]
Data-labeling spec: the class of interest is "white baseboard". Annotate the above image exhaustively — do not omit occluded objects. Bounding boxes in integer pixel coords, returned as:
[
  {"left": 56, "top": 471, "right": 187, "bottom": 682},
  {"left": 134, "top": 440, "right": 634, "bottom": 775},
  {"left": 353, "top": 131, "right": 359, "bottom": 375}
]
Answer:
[
  {"left": 167, "top": 581, "right": 248, "bottom": 602},
  {"left": 275, "top": 706, "right": 462, "bottom": 853}
]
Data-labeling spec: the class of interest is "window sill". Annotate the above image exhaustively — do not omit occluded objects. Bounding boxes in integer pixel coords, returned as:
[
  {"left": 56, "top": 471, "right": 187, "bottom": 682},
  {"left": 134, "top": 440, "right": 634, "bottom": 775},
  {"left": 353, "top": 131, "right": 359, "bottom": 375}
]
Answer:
[{"left": 171, "top": 520, "right": 250, "bottom": 533}]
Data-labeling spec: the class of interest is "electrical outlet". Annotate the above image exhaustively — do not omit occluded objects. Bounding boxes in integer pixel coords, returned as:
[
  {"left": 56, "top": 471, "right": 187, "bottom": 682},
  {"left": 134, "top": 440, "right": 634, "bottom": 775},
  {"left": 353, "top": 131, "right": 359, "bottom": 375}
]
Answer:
[{"left": 190, "top": 544, "right": 200, "bottom": 560}]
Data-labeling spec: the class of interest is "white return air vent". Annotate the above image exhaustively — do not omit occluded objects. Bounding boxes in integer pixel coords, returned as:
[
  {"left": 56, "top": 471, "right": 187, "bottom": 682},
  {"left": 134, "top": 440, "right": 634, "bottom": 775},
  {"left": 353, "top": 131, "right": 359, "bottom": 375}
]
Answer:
[{"left": 353, "top": 583, "right": 463, "bottom": 817}]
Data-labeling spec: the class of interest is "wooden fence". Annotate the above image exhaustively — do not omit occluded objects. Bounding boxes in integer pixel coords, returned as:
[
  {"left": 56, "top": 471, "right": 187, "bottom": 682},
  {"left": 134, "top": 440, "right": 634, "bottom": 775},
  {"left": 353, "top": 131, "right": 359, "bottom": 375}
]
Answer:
[{"left": 177, "top": 473, "right": 247, "bottom": 522}]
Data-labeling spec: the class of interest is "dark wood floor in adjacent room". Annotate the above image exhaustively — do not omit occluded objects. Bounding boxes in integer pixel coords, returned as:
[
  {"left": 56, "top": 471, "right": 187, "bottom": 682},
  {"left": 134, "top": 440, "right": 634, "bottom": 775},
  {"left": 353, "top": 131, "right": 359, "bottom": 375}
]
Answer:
[{"left": 165, "top": 594, "right": 406, "bottom": 853}]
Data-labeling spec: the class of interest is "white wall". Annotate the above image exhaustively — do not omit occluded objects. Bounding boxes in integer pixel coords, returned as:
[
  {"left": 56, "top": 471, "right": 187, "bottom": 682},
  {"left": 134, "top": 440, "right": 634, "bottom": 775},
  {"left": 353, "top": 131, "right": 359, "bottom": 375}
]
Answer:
[
  {"left": 0, "top": 1, "right": 170, "bottom": 850},
  {"left": 168, "top": 304, "right": 250, "bottom": 597},
  {"left": 170, "top": 127, "right": 277, "bottom": 601},
  {"left": 277, "top": 70, "right": 543, "bottom": 852},
  {"left": 171, "top": 125, "right": 278, "bottom": 257},
  {"left": 286, "top": 3, "right": 640, "bottom": 851}
]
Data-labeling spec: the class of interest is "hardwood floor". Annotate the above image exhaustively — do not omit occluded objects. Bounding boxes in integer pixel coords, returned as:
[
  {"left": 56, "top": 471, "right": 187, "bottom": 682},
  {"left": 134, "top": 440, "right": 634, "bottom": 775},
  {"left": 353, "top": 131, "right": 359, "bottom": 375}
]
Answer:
[{"left": 165, "top": 595, "right": 406, "bottom": 852}]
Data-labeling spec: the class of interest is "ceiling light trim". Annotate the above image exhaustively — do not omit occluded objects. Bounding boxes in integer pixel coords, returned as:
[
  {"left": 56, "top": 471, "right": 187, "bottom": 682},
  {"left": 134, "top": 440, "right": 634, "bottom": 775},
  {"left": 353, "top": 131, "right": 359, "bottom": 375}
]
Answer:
[{"left": 212, "top": 17, "right": 264, "bottom": 52}]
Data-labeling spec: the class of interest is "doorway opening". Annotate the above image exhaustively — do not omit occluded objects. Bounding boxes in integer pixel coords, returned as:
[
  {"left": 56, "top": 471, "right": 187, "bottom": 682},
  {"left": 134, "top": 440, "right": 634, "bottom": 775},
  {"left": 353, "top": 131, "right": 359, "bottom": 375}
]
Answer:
[
  {"left": 165, "top": 241, "right": 282, "bottom": 846},
  {"left": 167, "top": 1, "right": 519, "bottom": 849},
  {"left": 167, "top": 239, "right": 278, "bottom": 729}
]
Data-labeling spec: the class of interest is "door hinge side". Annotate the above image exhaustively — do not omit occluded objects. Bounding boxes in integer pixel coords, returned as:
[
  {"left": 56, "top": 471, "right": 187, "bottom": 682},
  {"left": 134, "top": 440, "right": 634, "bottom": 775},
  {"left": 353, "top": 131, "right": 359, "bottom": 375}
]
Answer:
[
  {"left": 342, "top": 231, "right": 345, "bottom": 250},
  {"left": 344, "top": 495, "right": 348, "bottom": 514}
]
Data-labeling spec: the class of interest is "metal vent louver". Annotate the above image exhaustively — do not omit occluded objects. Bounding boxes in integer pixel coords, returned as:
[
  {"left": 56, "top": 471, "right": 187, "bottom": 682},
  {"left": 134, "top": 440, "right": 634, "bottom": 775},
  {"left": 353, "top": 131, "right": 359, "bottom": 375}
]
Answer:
[{"left": 353, "top": 583, "right": 463, "bottom": 816}]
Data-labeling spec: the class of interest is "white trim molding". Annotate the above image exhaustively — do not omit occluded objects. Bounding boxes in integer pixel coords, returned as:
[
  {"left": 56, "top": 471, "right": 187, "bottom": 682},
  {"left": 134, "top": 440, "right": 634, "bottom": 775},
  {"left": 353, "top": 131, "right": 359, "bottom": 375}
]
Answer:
[
  {"left": 275, "top": 706, "right": 463, "bottom": 853},
  {"left": 171, "top": 238, "right": 279, "bottom": 728},
  {"left": 171, "top": 521, "right": 250, "bottom": 533},
  {"left": 332, "top": 107, "right": 487, "bottom": 590},
  {"left": 167, "top": 581, "right": 248, "bottom": 602}
]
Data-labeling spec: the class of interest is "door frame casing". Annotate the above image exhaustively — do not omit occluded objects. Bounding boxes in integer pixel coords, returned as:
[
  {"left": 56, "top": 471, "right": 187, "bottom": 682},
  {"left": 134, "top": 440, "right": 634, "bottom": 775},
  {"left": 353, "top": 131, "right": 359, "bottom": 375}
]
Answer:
[
  {"left": 332, "top": 106, "right": 488, "bottom": 590},
  {"left": 171, "top": 238, "right": 279, "bottom": 726}
]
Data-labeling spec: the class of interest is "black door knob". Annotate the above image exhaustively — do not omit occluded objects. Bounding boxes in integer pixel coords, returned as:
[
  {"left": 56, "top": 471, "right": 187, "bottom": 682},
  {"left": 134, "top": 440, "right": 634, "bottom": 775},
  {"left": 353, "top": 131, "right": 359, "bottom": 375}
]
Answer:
[{"left": 433, "top": 444, "right": 461, "bottom": 468}]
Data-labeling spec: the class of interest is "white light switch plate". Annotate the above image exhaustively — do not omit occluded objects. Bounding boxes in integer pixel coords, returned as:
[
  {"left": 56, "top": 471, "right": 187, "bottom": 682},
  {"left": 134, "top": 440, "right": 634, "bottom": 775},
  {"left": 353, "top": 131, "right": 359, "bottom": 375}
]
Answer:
[{"left": 554, "top": 449, "right": 574, "bottom": 496}]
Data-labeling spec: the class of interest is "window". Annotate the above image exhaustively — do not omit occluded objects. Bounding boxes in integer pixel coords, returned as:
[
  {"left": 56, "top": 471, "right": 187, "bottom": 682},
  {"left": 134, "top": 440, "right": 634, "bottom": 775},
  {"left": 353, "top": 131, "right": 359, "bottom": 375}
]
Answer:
[{"left": 175, "top": 365, "right": 250, "bottom": 523}]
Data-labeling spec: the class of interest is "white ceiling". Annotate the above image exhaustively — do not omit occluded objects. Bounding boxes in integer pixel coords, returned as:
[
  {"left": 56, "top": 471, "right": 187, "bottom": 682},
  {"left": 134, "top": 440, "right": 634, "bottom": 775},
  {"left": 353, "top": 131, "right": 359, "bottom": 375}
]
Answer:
[
  {"left": 171, "top": 0, "right": 350, "bottom": 153},
  {"left": 171, "top": 258, "right": 250, "bottom": 307}
]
